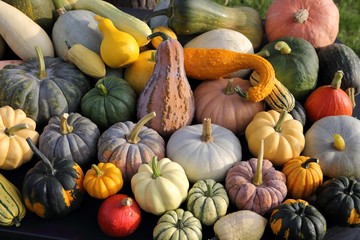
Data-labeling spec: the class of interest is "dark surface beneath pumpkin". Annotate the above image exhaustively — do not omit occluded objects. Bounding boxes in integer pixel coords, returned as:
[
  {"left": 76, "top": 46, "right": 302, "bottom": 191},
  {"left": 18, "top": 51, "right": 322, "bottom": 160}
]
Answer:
[{"left": 1, "top": 6, "right": 360, "bottom": 240}]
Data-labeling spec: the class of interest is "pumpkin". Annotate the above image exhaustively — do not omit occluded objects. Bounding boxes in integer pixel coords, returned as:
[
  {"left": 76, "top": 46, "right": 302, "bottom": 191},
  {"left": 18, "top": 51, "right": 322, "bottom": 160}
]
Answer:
[
  {"left": 97, "top": 111, "right": 165, "bottom": 182},
  {"left": 153, "top": 208, "right": 202, "bottom": 240},
  {"left": 245, "top": 110, "right": 305, "bottom": 166},
  {"left": 269, "top": 199, "right": 327, "bottom": 240},
  {"left": 131, "top": 156, "right": 189, "bottom": 215},
  {"left": 80, "top": 76, "right": 137, "bottom": 131},
  {"left": 0, "top": 47, "right": 91, "bottom": 127},
  {"left": 265, "top": 0, "right": 339, "bottom": 48},
  {"left": 186, "top": 179, "right": 229, "bottom": 226},
  {"left": 194, "top": 77, "right": 265, "bottom": 135},
  {"left": 0, "top": 105, "right": 39, "bottom": 170},
  {"left": 166, "top": 118, "right": 242, "bottom": 183},
  {"left": 256, "top": 37, "right": 319, "bottom": 102},
  {"left": 137, "top": 32, "right": 195, "bottom": 138},
  {"left": 289, "top": 100, "right": 307, "bottom": 127},
  {"left": 302, "top": 115, "right": 360, "bottom": 179},
  {"left": 22, "top": 138, "right": 84, "bottom": 219},
  {"left": 282, "top": 156, "right": 323, "bottom": 199},
  {"left": 316, "top": 176, "right": 360, "bottom": 226},
  {"left": 225, "top": 139, "right": 287, "bottom": 216},
  {"left": 38, "top": 112, "right": 100, "bottom": 168}
]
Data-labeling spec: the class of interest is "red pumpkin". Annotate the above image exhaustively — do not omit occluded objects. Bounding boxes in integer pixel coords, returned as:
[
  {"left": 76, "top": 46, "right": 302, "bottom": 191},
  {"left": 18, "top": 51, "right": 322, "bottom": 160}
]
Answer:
[{"left": 265, "top": 0, "right": 339, "bottom": 48}]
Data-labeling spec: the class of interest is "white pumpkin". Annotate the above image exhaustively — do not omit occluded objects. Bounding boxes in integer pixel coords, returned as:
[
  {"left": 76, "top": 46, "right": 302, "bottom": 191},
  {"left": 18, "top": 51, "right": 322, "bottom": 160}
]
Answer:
[{"left": 166, "top": 118, "right": 242, "bottom": 183}]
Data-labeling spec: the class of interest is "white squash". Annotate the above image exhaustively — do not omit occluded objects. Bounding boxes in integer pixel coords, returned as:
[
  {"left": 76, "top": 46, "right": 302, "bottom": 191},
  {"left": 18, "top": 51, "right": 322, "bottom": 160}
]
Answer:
[{"left": 0, "top": 0, "right": 54, "bottom": 60}]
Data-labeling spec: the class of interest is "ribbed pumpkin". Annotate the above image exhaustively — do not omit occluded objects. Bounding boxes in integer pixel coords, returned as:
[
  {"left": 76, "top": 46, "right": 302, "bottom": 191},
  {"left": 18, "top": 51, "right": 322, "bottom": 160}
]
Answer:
[
  {"left": 22, "top": 138, "right": 84, "bottom": 219},
  {"left": 97, "top": 112, "right": 165, "bottom": 182},
  {"left": 39, "top": 112, "right": 100, "bottom": 168},
  {"left": 137, "top": 32, "right": 195, "bottom": 138}
]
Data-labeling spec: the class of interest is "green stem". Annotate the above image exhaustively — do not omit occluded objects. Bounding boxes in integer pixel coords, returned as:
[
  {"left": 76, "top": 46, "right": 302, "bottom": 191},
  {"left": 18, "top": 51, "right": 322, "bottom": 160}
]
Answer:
[
  {"left": 252, "top": 139, "right": 264, "bottom": 186},
  {"left": 96, "top": 83, "right": 108, "bottom": 95},
  {"left": 91, "top": 164, "right": 104, "bottom": 177},
  {"left": 346, "top": 87, "right": 356, "bottom": 108},
  {"left": 274, "top": 41, "right": 292, "bottom": 55},
  {"left": 151, "top": 156, "right": 161, "bottom": 178},
  {"left": 26, "top": 137, "right": 56, "bottom": 175},
  {"left": 126, "top": 111, "right": 156, "bottom": 144},
  {"left": 60, "top": 113, "right": 73, "bottom": 134},
  {"left": 223, "top": 78, "right": 235, "bottom": 95},
  {"left": 4, "top": 123, "right": 28, "bottom": 136},
  {"left": 234, "top": 85, "right": 248, "bottom": 99},
  {"left": 256, "top": 50, "right": 270, "bottom": 58},
  {"left": 274, "top": 110, "right": 287, "bottom": 132},
  {"left": 330, "top": 70, "right": 344, "bottom": 90},
  {"left": 35, "top": 46, "right": 48, "bottom": 80}
]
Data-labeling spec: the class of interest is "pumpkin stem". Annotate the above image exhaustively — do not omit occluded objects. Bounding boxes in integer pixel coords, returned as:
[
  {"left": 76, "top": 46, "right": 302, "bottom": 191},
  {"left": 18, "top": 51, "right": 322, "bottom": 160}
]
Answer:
[
  {"left": 274, "top": 41, "right": 292, "bottom": 55},
  {"left": 294, "top": 9, "right": 309, "bottom": 24},
  {"left": 252, "top": 139, "right": 264, "bottom": 186},
  {"left": 223, "top": 78, "right": 235, "bottom": 95},
  {"left": 345, "top": 87, "right": 356, "bottom": 108},
  {"left": 151, "top": 156, "right": 161, "bottom": 178},
  {"left": 333, "top": 134, "right": 345, "bottom": 151},
  {"left": 122, "top": 197, "right": 133, "bottom": 207},
  {"left": 4, "top": 123, "right": 29, "bottom": 136},
  {"left": 147, "top": 31, "right": 170, "bottom": 42},
  {"left": 91, "top": 164, "right": 104, "bottom": 177},
  {"left": 201, "top": 118, "right": 213, "bottom": 143},
  {"left": 26, "top": 137, "right": 56, "bottom": 175},
  {"left": 274, "top": 110, "right": 287, "bottom": 132},
  {"left": 330, "top": 70, "right": 344, "bottom": 90},
  {"left": 234, "top": 85, "right": 248, "bottom": 99},
  {"left": 301, "top": 158, "right": 319, "bottom": 169},
  {"left": 35, "top": 46, "right": 48, "bottom": 80},
  {"left": 126, "top": 111, "right": 156, "bottom": 144},
  {"left": 60, "top": 113, "right": 74, "bottom": 134},
  {"left": 96, "top": 83, "right": 108, "bottom": 95}
]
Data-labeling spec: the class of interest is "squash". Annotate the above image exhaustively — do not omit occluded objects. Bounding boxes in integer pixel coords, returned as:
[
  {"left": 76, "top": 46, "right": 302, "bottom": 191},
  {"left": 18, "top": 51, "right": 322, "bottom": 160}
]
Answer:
[
  {"left": 137, "top": 32, "right": 195, "bottom": 138},
  {"left": 97, "top": 111, "right": 165, "bottom": 182},
  {"left": 184, "top": 28, "right": 254, "bottom": 78},
  {"left": 194, "top": 77, "right": 265, "bottom": 135},
  {"left": 225, "top": 139, "right": 287, "bottom": 216},
  {"left": 245, "top": 110, "right": 305, "bottom": 167},
  {"left": 304, "top": 70, "right": 353, "bottom": 123},
  {"left": 83, "top": 162, "right": 123, "bottom": 199},
  {"left": 22, "top": 138, "right": 84, "bottom": 219},
  {"left": 213, "top": 210, "right": 268, "bottom": 240},
  {"left": 38, "top": 112, "right": 100, "bottom": 168},
  {"left": 144, "top": 0, "right": 264, "bottom": 49},
  {"left": 0, "top": 47, "right": 91, "bottom": 127},
  {"left": 0, "top": 105, "right": 39, "bottom": 170},
  {"left": 302, "top": 115, "right": 360, "bottom": 179},
  {"left": 0, "top": 1, "right": 54, "bottom": 60},
  {"left": 186, "top": 179, "right": 229, "bottom": 226},
  {"left": 0, "top": 173, "right": 26, "bottom": 227},
  {"left": 80, "top": 76, "right": 137, "bottom": 131},
  {"left": 269, "top": 199, "right": 327, "bottom": 240},
  {"left": 256, "top": 38, "right": 319, "bottom": 102},
  {"left": 316, "top": 176, "right": 360, "bottom": 226},
  {"left": 282, "top": 156, "right": 323, "bottom": 200},
  {"left": 265, "top": 0, "right": 339, "bottom": 48},
  {"left": 131, "top": 156, "right": 189, "bottom": 215},
  {"left": 153, "top": 208, "right": 202, "bottom": 240},
  {"left": 289, "top": 100, "right": 307, "bottom": 127},
  {"left": 166, "top": 118, "right": 242, "bottom": 183}
]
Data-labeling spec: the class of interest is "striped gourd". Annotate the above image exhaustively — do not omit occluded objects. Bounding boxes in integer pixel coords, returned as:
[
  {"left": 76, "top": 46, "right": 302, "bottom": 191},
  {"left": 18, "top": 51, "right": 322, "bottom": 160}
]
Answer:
[
  {"left": 250, "top": 71, "right": 295, "bottom": 112},
  {"left": 0, "top": 173, "right": 26, "bottom": 227}
]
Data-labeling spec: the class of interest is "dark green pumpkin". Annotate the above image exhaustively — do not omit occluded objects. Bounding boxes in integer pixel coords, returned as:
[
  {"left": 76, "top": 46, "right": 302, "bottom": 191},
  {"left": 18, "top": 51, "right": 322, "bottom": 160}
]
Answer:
[
  {"left": 270, "top": 199, "right": 327, "bottom": 240},
  {"left": 289, "top": 100, "right": 307, "bottom": 127},
  {"left": 39, "top": 112, "right": 100, "bottom": 168},
  {"left": 80, "top": 76, "right": 137, "bottom": 131},
  {"left": 259, "top": 37, "right": 319, "bottom": 102},
  {"left": 22, "top": 138, "right": 84, "bottom": 219},
  {"left": 316, "top": 176, "right": 360, "bottom": 226}
]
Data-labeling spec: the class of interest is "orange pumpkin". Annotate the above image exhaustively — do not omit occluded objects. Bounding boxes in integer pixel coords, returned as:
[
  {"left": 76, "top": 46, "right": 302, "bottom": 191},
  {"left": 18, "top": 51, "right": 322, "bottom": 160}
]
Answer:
[{"left": 265, "top": 0, "right": 339, "bottom": 48}]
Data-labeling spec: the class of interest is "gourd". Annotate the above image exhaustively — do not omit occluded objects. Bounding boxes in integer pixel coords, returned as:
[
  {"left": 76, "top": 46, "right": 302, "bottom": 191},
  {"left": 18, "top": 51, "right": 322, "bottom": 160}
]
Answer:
[
  {"left": 213, "top": 210, "right": 268, "bottom": 240},
  {"left": 166, "top": 118, "right": 242, "bottom": 183},
  {"left": 186, "top": 179, "right": 229, "bottom": 226},
  {"left": 316, "top": 176, "right": 360, "bottom": 226},
  {"left": 304, "top": 70, "right": 353, "bottom": 123},
  {"left": 184, "top": 48, "right": 276, "bottom": 103},
  {"left": 97, "top": 112, "right": 165, "bottom": 182},
  {"left": 194, "top": 77, "right": 265, "bottom": 135},
  {"left": 95, "top": 15, "right": 139, "bottom": 68},
  {"left": 0, "top": 1, "right": 54, "bottom": 60},
  {"left": 80, "top": 76, "right": 137, "bottom": 131},
  {"left": 131, "top": 156, "right": 189, "bottom": 215},
  {"left": 282, "top": 156, "right": 323, "bottom": 200},
  {"left": 137, "top": 32, "right": 195, "bottom": 138},
  {"left": 0, "top": 105, "right": 39, "bottom": 170},
  {"left": 144, "top": 0, "right": 264, "bottom": 49},
  {"left": 83, "top": 162, "right": 123, "bottom": 199},
  {"left": 302, "top": 115, "right": 360, "bottom": 179},
  {"left": 22, "top": 138, "right": 84, "bottom": 219},
  {"left": 0, "top": 173, "right": 26, "bottom": 227},
  {"left": 265, "top": 0, "right": 339, "bottom": 48},
  {"left": 269, "top": 199, "right": 327, "bottom": 240},
  {"left": 245, "top": 110, "right": 305, "bottom": 166},
  {"left": 225, "top": 139, "right": 287, "bottom": 216},
  {"left": 0, "top": 47, "right": 91, "bottom": 127},
  {"left": 38, "top": 112, "right": 100, "bottom": 168}
]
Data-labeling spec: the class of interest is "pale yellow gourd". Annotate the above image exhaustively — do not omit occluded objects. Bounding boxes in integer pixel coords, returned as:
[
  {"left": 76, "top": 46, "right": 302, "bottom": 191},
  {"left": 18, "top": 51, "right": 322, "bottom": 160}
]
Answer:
[{"left": 95, "top": 15, "right": 139, "bottom": 68}]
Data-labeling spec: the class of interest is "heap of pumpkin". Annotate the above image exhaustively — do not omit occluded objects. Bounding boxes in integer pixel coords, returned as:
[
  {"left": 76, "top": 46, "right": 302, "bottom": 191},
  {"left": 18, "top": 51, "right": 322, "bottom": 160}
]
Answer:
[{"left": 1, "top": 0, "right": 360, "bottom": 239}]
